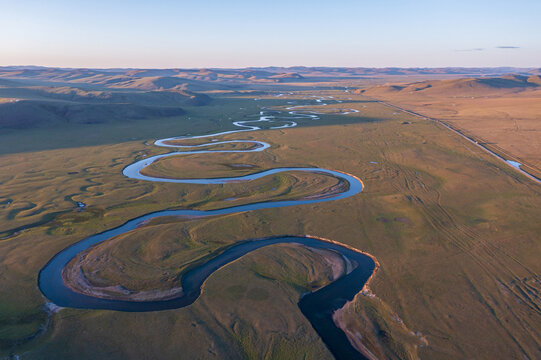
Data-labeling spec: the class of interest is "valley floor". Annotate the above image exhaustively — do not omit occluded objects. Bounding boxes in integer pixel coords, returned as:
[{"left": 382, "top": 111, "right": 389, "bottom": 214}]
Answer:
[{"left": 0, "top": 91, "right": 540, "bottom": 359}]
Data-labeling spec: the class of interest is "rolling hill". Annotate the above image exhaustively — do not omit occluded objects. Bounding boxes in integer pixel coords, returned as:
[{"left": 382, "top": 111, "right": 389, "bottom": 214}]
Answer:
[
  {"left": 2, "top": 66, "right": 538, "bottom": 92},
  {"left": 356, "top": 75, "right": 541, "bottom": 97},
  {"left": 0, "top": 100, "right": 186, "bottom": 129},
  {"left": 0, "top": 86, "right": 211, "bottom": 106},
  {"left": 0, "top": 67, "right": 307, "bottom": 91},
  {"left": 0, "top": 84, "right": 211, "bottom": 129}
]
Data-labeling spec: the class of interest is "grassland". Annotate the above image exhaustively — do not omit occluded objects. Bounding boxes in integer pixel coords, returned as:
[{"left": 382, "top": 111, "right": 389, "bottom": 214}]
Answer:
[
  {"left": 359, "top": 76, "right": 541, "bottom": 179},
  {"left": 0, "top": 90, "right": 540, "bottom": 359}
]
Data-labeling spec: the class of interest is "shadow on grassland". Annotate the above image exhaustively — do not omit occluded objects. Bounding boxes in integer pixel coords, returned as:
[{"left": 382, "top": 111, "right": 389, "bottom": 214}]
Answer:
[{"left": 0, "top": 97, "right": 384, "bottom": 155}]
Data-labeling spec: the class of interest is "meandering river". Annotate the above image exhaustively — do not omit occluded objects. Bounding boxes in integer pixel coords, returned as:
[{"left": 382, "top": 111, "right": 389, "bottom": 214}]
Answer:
[{"left": 39, "top": 99, "right": 373, "bottom": 360}]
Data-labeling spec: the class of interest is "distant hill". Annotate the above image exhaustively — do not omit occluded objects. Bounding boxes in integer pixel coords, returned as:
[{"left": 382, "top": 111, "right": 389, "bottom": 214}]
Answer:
[
  {"left": 0, "top": 78, "right": 28, "bottom": 87},
  {"left": 356, "top": 75, "right": 541, "bottom": 97},
  {"left": 0, "top": 100, "right": 185, "bottom": 129},
  {"left": 2, "top": 66, "right": 537, "bottom": 91},
  {"left": 0, "top": 86, "right": 211, "bottom": 106},
  {"left": 0, "top": 84, "right": 210, "bottom": 130},
  {"left": 0, "top": 67, "right": 224, "bottom": 130},
  {"left": 268, "top": 73, "right": 304, "bottom": 81},
  {"left": 2, "top": 66, "right": 539, "bottom": 130},
  {"left": 250, "top": 66, "right": 540, "bottom": 77},
  {"left": 0, "top": 67, "right": 308, "bottom": 91}
]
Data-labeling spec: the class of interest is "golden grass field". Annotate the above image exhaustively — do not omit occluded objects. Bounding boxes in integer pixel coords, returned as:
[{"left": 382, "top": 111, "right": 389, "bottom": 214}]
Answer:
[
  {"left": 359, "top": 76, "right": 541, "bottom": 179},
  {"left": 0, "top": 91, "right": 540, "bottom": 359}
]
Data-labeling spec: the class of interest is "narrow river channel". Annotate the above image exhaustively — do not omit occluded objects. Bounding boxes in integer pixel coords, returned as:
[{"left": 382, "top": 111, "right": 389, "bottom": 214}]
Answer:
[{"left": 39, "top": 100, "right": 372, "bottom": 360}]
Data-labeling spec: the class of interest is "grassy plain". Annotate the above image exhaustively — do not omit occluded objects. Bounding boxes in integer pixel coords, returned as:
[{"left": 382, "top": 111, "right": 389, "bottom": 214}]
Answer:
[
  {"left": 0, "top": 91, "right": 540, "bottom": 359},
  {"left": 360, "top": 76, "right": 541, "bottom": 179}
]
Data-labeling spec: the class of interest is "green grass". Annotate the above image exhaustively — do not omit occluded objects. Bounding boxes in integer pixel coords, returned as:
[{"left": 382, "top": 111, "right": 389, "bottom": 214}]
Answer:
[{"left": 0, "top": 91, "right": 539, "bottom": 359}]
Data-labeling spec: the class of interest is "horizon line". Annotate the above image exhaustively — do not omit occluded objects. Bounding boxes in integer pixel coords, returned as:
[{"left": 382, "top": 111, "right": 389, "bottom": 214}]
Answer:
[{"left": 1, "top": 64, "right": 540, "bottom": 71}]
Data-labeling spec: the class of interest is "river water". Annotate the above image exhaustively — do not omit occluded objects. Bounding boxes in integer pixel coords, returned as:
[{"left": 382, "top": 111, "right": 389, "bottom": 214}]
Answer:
[{"left": 39, "top": 100, "right": 371, "bottom": 359}]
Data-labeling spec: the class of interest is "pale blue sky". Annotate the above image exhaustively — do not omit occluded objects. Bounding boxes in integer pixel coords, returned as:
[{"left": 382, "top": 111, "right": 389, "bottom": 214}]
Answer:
[{"left": 1, "top": 0, "right": 540, "bottom": 68}]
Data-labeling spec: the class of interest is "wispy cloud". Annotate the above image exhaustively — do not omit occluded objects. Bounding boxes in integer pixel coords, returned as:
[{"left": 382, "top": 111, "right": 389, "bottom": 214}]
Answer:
[
  {"left": 455, "top": 48, "right": 485, "bottom": 52},
  {"left": 455, "top": 46, "right": 520, "bottom": 52}
]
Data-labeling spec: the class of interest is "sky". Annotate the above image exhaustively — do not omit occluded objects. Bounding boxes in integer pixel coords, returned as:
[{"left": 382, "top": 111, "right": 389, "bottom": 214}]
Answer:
[{"left": 1, "top": 0, "right": 540, "bottom": 68}]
